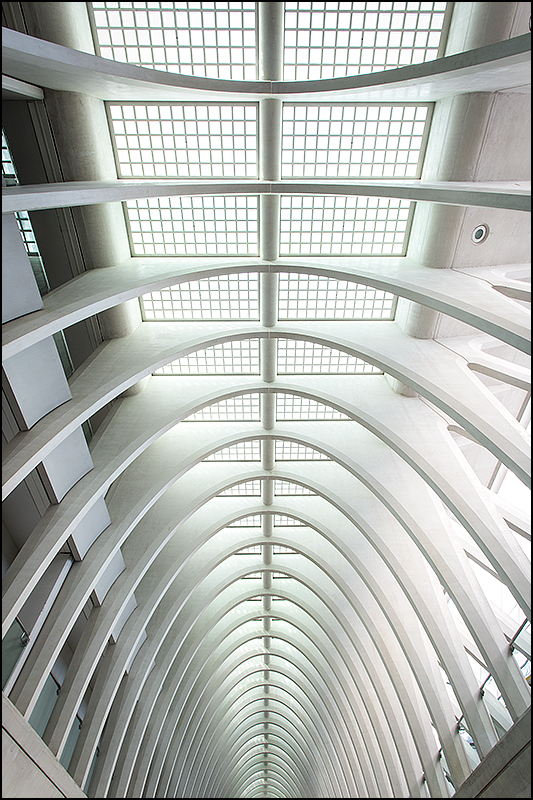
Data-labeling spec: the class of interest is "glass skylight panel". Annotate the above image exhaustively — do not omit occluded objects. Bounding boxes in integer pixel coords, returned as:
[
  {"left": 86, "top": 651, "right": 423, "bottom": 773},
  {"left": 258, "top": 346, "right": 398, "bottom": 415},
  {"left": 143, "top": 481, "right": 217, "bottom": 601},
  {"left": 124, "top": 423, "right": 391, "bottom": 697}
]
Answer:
[
  {"left": 276, "top": 394, "right": 350, "bottom": 420},
  {"left": 91, "top": 2, "right": 257, "bottom": 80},
  {"left": 184, "top": 394, "right": 261, "bottom": 421},
  {"left": 274, "top": 481, "right": 316, "bottom": 495},
  {"left": 109, "top": 104, "right": 258, "bottom": 178},
  {"left": 219, "top": 480, "right": 262, "bottom": 496},
  {"left": 282, "top": 104, "right": 430, "bottom": 179},
  {"left": 274, "top": 515, "right": 306, "bottom": 526},
  {"left": 283, "top": 2, "right": 449, "bottom": 81},
  {"left": 155, "top": 340, "right": 260, "bottom": 375},
  {"left": 275, "top": 442, "right": 330, "bottom": 460},
  {"left": 278, "top": 273, "right": 395, "bottom": 320},
  {"left": 126, "top": 196, "right": 259, "bottom": 256},
  {"left": 277, "top": 340, "right": 382, "bottom": 374},
  {"left": 279, "top": 196, "right": 412, "bottom": 256},
  {"left": 141, "top": 273, "right": 259, "bottom": 320},
  {"left": 228, "top": 515, "right": 262, "bottom": 526},
  {"left": 205, "top": 441, "right": 261, "bottom": 460}
]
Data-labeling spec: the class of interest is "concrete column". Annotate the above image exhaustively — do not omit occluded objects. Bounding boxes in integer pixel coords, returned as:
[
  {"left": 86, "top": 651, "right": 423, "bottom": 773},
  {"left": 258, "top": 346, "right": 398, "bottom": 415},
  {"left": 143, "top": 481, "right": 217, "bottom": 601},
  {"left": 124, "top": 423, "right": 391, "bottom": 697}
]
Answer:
[{"left": 262, "top": 515, "right": 273, "bottom": 539}]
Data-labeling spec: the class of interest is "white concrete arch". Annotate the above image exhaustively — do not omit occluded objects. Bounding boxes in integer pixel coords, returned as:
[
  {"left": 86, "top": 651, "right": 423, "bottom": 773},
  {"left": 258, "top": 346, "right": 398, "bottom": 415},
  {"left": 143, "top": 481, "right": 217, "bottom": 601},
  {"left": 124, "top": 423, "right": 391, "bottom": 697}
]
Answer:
[
  {"left": 4, "top": 372, "right": 528, "bottom": 648},
  {"left": 2, "top": 25, "right": 530, "bottom": 103},
  {"left": 3, "top": 258, "right": 528, "bottom": 359},
  {"left": 99, "top": 600, "right": 415, "bottom": 800},
  {"left": 7, "top": 422, "right": 528, "bottom": 739},
  {"left": 3, "top": 320, "right": 529, "bottom": 504}
]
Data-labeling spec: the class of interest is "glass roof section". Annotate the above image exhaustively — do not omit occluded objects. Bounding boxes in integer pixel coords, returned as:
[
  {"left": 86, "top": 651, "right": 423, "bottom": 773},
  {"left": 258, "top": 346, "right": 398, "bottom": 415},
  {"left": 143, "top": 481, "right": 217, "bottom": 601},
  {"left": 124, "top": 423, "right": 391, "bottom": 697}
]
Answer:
[
  {"left": 274, "top": 515, "right": 306, "bottom": 526},
  {"left": 283, "top": 1, "right": 449, "bottom": 80},
  {"left": 276, "top": 394, "right": 350, "bottom": 420},
  {"left": 184, "top": 394, "right": 261, "bottom": 421},
  {"left": 126, "top": 196, "right": 259, "bottom": 256},
  {"left": 109, "top": 103, "right": 258, "bottom": 178},
  {"left": 274, "top": 481, "right": 316, "bottom": 495},
  {"left": 279, "top": 196, "right": 413, "bottom": 256},
  {"left": 228, "top": 515, "right": 262, "bottom": 526},
  {"left": 155, "top": 340, "right": 260, "bottom": 375},
  {"left": 278, "top": 273, "right": 395, "bottom": 320},
  {"left": 141, "top": 273, "right": 259, "bottom": 320},
  {"left": 282, "top": 104, "right": 431, "bottom": 179},
  {"left": 219, "top": 480, "right": 262, "bottom": 495},
  {"left": 91, "top": 1, "right": 257, "bottom": 79},
  {"left": 275, "top": 442, "right": 330, "bottom": 460},
  {"left": 277, "top": 340, "right": 382, "bottom": 374},
  {"left": 205, "top": 441, "right": 261, "bottom": 460}
]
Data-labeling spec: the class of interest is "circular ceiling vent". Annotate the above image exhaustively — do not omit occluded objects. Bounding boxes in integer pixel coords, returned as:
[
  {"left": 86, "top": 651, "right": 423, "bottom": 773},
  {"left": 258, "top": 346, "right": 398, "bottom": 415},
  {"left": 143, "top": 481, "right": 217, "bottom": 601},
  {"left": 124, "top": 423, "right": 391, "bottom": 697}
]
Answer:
[{"left": 471, "top": 224, "right": 489, "bottom": 244}]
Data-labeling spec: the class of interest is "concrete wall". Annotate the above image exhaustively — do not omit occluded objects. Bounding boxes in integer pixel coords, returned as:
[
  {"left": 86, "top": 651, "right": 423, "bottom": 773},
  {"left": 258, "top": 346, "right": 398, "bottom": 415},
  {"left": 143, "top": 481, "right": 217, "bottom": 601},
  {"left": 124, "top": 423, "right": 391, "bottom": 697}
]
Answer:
[
  {"left": 453, "top": 707, "right": 531, "bottom": 798},
  {"left": 2, "top": 693, "right": 86, "bottom": 798}
]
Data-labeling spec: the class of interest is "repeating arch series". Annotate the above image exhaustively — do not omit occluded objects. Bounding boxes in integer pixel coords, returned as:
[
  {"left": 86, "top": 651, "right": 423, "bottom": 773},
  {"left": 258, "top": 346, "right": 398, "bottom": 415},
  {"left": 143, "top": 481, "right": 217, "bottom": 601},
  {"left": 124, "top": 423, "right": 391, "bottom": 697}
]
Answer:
[{"left": 1, "top": 3, "right": 531, "bottom": 799}]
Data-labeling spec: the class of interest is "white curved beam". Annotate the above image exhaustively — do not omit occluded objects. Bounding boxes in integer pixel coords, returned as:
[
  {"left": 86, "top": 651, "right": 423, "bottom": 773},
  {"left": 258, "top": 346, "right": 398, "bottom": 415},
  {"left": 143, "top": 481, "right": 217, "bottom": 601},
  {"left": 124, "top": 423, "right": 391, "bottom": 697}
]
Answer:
[
  {"left": 3, "top": 177, "right": 530, "bottom": 214},
  {"left": 2, "top": 27, "right": 530, "bottom": 103}
]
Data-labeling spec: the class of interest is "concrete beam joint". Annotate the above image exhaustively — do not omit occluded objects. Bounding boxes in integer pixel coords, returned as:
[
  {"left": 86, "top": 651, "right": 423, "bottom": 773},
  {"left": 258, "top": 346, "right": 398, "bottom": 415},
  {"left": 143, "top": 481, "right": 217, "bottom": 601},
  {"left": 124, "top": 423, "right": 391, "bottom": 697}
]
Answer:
[
  {"left": 261, "top": 439, "right": 275, "bottom": 471},
  {"left": 260, "top": 273, "right": 279, "bottom": 328},
  {"left": 260, "top": 195, "right": 280, "bottom": 262},
  {"left": 258, "top": 2, "right": 284, "bottom": 81},
  {"left": 261, "top": 393, "right": 276, "bottom": 431},
  {"left": 261, "top": 338, "right": 277, "bottom": 383},
  {"left": 262, "top": 477, "right": 274, "bottom": 506}
]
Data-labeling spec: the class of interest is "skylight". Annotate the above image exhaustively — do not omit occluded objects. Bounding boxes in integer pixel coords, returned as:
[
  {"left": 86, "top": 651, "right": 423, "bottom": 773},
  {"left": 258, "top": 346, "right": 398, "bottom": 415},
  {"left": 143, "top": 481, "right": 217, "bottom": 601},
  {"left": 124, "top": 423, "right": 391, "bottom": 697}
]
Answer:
[
  {"left": 108, "top": 103, "right": 258, "bottom": 178},
  {"left": 205, "top": 441, "right": 261, "bottom": 460},
  {"left": 274, "top": 481, "right": 316, "bottom": 495},
  {"left": 126, "top": 196, "right": 259, "bottom": 256},
  {"left": 277, "top": 340, "right": 382, "bottom": 374},
  {"left": 279, "top": 196, "right": 413, "bottom": 255},
  {"left": 155, "top": 340, "right": 260, "bottom": 375},
  {"left": 282, "top": 104, "right": 431, "bottom": 179},
  {"left": 219, "top": 480, "right": 262, "bottom": 495},
  {"left": 275, "top": 442, "right": 330, "bottom": 460},
  {"left": 91, "top": 1, "right": 257, "bottom": 80},
  {"left": 278, "top": 273, "right": 395, "bottom": 320},
  {"left": 228, "top": 515, "right": 262, "bottom": 526},
  {"left": 184, "top": 394, "right": 261, "bottom": 421},
  {"left": 275, "top": 394, "right": 350, "bottom": 420},
  {"left": 283, "top": 1, "right": 449, "bottom": 80},
  {"left": 141, "top": 273, "right": 259, "bottom": 320}
]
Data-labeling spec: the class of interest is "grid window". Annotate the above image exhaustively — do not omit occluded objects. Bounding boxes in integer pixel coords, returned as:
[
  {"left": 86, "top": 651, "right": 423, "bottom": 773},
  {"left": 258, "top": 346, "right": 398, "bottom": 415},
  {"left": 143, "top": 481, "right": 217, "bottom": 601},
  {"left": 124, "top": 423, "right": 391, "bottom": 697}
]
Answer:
[
  {"left": 126, "top": 196, "right": 259, "bottom": 256},
  {"left": 155, "top": 340, "right": 260, "bottom": 375},
  {"left": 276, "top": 394, "right": 350, "bottom": 420},
  {"left": 282, "top": 104, "right": 430, "bottom": 179},
  {"left": 228, "top": 515, "right": 262, "bottom": 526},
  {"left": 235, "top": 544, "right": 262, "bottom": 554},
  {"left": 142, "top": 273, "right": 259, "bottom": 320},
  {"left": 91, "top": 2, "right": 257, "bottom": 80},
  {"left": 109, "top": 103, "right": 258, "bottom": 178},
  {"left": 279, "top": 196, "right": 412, "bottom": 256},
  {"left": 219, "top": 480, "right": 262, "bottom": 495},
  {"left": 274, "top": 480, "right": 315, "bottom": 495},
  {"left": 184, "top": 394, "right": 261, "bottom": 421},
  {"left": 284, "top": 2, "right": 449, "bottom": 81},
  {"left": 273, "top": 545, "right": 299, "bottom": 554},
  {"left": 275, "top": 442, "right": 329, "bottom": 460},
  {"left": 277, "top": 340, "right": 382, "bottom": 374},
  {"left": 278, "top": 273, "right": 395, "bottom": 320},
  {"left": 2, "top": 130, "right": 18, "bottom": 185},
  {"left": 205, "top": 441, "right": 261, "bottom": 460},
  {"left": 274, "top": 515, "right": 306, "bottom": 526}
]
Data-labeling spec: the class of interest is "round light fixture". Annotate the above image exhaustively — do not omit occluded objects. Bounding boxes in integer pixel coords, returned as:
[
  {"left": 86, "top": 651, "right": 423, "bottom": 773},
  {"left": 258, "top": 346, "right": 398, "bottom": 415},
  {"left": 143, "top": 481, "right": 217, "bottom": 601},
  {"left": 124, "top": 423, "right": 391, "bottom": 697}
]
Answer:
[{"left": 471, "top": 224, "right": 489, "bottom": 244}]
